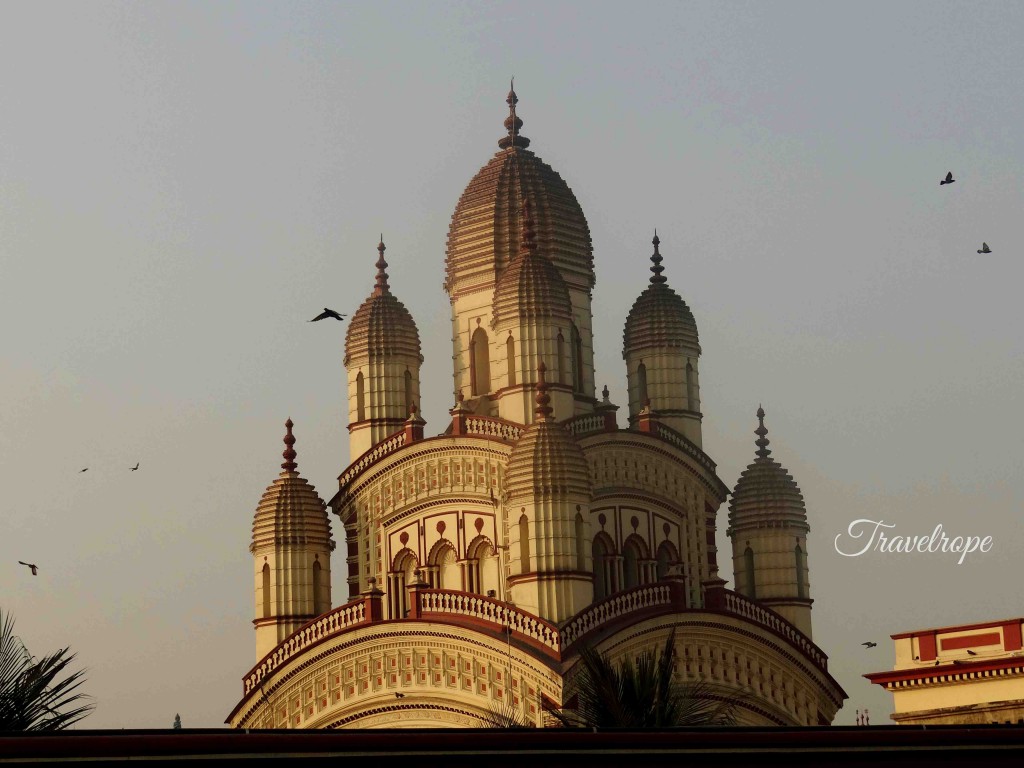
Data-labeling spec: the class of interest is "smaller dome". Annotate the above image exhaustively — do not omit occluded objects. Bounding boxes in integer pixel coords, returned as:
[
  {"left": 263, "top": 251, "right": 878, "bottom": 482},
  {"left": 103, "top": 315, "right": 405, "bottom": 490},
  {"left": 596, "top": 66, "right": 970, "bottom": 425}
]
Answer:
[
  {"left": 344, "top": 239, "right": 422, "bottom": 365},
  {"left": 728, "top": 408, "right": 808, "bottom": 531},
  {"left": 251, "top": 420, "right": 334, "bottom": 553},
  {"left": 506, "top": 363, "right": 591, "bottom": 501},
  {"left": 623, "top": 233, "right": 700, "bottom": 357},
  {"left": 493, "top": 199, "right": 572, "bottom": 326}
]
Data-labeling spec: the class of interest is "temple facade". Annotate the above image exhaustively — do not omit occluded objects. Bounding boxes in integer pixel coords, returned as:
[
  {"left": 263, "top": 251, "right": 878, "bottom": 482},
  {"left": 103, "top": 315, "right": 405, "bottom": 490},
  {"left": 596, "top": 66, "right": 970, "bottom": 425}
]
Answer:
[{"left": 226, "top": 89, "right": 846, "bottom": 729}]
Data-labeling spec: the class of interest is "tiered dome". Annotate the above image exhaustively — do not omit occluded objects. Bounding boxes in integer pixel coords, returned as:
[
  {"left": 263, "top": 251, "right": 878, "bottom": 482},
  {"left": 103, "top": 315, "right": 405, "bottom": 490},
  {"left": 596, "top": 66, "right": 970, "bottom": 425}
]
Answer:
[
  {"left": 251, "top": 420, "right": 334, "bottom": 552},
  {"left": 344, "top": 239, "right": 422, "bottom": 365},
  {"left": 623, "top": 233, "right": 700, "bottom": 356},
  {"left": 493, "top": 199, "right": 572, "bottom": 325},
  {"left": 728, "top": 408, "right": 809, "bottom": 531},
  {"left": 445, "top": 87, "right": 594, "bottom": 298},
  {"left": 506, "top": 363, "right": 591, "bottom": 501}
]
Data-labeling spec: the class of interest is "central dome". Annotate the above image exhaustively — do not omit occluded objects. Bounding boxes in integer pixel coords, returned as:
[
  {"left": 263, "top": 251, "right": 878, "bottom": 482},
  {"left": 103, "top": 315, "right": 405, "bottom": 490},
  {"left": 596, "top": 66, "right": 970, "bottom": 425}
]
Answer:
[{"left": 445, "top": 89, "right": 594, "bottom": 299}]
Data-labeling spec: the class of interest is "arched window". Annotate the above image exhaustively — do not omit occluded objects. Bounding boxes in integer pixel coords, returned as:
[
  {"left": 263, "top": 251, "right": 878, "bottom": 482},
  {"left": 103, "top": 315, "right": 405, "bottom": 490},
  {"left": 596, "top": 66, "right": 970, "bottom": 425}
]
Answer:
[
  {"left": 575, "top": 513, "right": 586, "bottom": 571},
  {"left": 795, "top": 544, "right": 807, "bottom": 599},
  {"left": 592, "top": 536, "right": 611, "bottom": 601},
  {"left": 637, "top": 362, "right": 648, "bottom": 407},
  {"left": 656, "top": 541, "right": 679, "bottom": 581},
  {"left": 312, "top": 560, "right": 323, "bottom": 615},
  {"left": 391, "top": 549, "right": 419, "bottom": 619},
  {"left": 467, "top": 536, "right": 498, "bottom": 596},
  {"left": 571, "top": 324, "right": 584, "bottom": 392},
  {"left": 404, "top": 369, "right": 413, "bottom": 415},
  {"left": 744, "top": 546, "right": 756, "bottom": 599},
  {"left": 262, "top": 563, "right": 271, "bottom": 618},
  {"left": 623, "top": 536, "right": 645, "bottom": 590},
  {"left": 356, "top": 371, "right": 365, "bottom": 422},
  {"left": 470, "top": 327, "right": 490, "bottom": 396},
  {"left": 518, "top": 514, "right": 531, "bottom": 573},
  {"left": 506, "top": 335, "right": 516, "bottom": 387},
  {"left": 557, "top": 332, "right": 566, "bottom": 385},
  {"left": 686, "top": 361, "right": 696, "bottom": 411}
]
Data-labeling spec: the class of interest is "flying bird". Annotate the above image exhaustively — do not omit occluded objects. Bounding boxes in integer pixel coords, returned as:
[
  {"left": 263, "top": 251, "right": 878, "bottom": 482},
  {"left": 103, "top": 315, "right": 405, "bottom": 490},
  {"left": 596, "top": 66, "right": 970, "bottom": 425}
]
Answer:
[
  {"left": 18, "top": 561, "right": 38, "bottom": 576},
  {"left": 310, "top": 308, "right": 346, "bottom": 322},
  {"left": 978, "top": 242, "right": 991, "bottom": 254},
  {"left": 394, "top": 692, "right": 405, "bottom": 699},
  {"left": 940, "top": 171, "right": 955, "bottom": 185},
  {"left": 80, "top": 468, "right": 88, "bottom": 473},
  {"left": 862, "top": 642, "right": 877, "bottom": 648},
  {"left": 131, "top": 462, "right": 140, "bottom": 471}
]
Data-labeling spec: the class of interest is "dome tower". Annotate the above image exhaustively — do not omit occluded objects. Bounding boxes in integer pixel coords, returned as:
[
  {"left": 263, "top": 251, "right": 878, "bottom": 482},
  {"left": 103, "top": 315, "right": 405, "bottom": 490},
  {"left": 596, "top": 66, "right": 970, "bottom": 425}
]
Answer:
[
  {"left": 505, "top": 363, "right": 593, "bottom": 623},
  {"left": 445, "top": 87, "right": 597, "bottom": 418},
  {"left": 344, "top": 239, "right": 423, "bottom": 459},
  {"left": 622, "top": 233, "right": 703, "bottom": 447},
  {"left": 727, "top": 407, "right": 813, "bottom": 637},
  {"left": 492, "top": 199, "right": 575, "bottom": 423},
  {"left": 251, "top": 420, "right": 335, "bottom": 660}
]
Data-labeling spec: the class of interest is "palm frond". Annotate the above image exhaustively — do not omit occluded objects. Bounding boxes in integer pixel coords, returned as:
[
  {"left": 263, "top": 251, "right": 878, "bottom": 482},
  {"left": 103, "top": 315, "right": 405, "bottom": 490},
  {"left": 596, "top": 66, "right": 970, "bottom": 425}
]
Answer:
[{"left": 0, "top": 609, "right": 94, "bottom": 731}]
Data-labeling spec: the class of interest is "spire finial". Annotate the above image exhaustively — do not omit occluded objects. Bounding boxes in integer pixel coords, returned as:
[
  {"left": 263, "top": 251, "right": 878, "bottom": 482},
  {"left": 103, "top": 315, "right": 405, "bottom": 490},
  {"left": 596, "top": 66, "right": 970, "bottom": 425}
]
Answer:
[
  {"left": 498, "top": 82, "right": 530, "bottom": 149},
  {"left": 534, "top": 361, "right": 552, "bottom": 420},
  {"left": 754, "top": 405, "right": 771, "bottom": 459},
  {"left": 649, "top": 230, "right": 666, "bottom": 285},
  {"left": 374, "top": 236, "right": 390, "bottom": 295},
  {"left": 282, "top": 418, "right": 297, "bottom": 471},
  {"left": 520, "top": 198, "right": 537, "bottom": 257}
]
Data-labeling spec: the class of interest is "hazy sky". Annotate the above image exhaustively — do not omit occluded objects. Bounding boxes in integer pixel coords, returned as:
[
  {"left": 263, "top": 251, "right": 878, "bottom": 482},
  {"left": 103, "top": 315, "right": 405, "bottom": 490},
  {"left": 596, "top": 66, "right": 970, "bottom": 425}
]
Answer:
[{"left": 2, "top": 1, "right": 1022, "bottom": 728}]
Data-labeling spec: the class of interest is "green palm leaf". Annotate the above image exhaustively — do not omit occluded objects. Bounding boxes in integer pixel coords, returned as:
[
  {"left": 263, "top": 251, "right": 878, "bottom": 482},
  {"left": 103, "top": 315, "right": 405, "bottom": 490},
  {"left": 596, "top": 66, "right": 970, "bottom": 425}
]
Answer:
[{"left": 0, "top": 609, "right": 94, "bottom": 731}]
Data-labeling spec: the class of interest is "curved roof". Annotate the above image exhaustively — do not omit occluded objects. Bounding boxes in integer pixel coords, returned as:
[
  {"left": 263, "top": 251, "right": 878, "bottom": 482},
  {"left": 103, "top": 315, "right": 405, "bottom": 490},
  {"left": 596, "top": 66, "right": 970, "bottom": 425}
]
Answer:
[
  {"left": 344, "top": 240, "right": 422, "bottom": 365},
  {"left": 728, "top": 408, "right": 809, "bottom": 532},
  {"left": 493, "top": 199, "right": 573, "bottom": 326},
  {"left": 506, "top": 364, "right": 591, "bottom": 501},
  {"left": 445, "top": 90, "right": 593, "bottom": 298},
  {"left": 623, "top": 233, "right": 700, "bottom": 357},
  {"left": 251, "top": 420, "right": 334, "bottom": 552}
]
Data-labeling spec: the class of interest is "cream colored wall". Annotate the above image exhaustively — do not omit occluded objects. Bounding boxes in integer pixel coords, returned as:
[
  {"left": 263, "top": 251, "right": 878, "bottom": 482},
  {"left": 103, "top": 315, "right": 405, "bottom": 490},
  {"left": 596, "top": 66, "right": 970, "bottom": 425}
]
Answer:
[
  {"left": 580, "top": 615, "right": 844, "bottom": 726},
  {"left": 731, "top": 530, "right": 812, "bottom": 638},
  {"left": 231, "top": 621, "right": 561, "bottom": 729},
  {"left": 346, "top": 356, "right": 421, "bottom": 459},
  {"left": 624, "top": 351, "right": 701, "bottom": 447},
  {"left": 891, "top": 676, "right": 1024, "bottom": 714},
  {"left": 253, "top": 549, "right": 333, "bottom": 661}
]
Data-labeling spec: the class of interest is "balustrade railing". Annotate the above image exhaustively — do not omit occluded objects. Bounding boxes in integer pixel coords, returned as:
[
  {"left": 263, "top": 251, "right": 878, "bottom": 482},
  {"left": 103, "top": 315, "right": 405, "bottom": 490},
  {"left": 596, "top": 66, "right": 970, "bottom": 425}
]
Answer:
[
  {"left": 721, "top": 590, "right": 827, "bottom": 670},
  {"left": 563, "top": 413, "right": 605, "bottom": 436},
  {"left": 418, "top": 589, "right": 561, "bottom": 655},
  {"left": 337, "top": 432, "right": 407, "bottom": 492},
  {"left": 244, "top": 601, "right": 367, "bottom": 694},
  {"left": 464, "top": 416, "right": 524, "bottom": 442},
  {"left": 560, "top": 584, "right": 674, "bottom": 648}
]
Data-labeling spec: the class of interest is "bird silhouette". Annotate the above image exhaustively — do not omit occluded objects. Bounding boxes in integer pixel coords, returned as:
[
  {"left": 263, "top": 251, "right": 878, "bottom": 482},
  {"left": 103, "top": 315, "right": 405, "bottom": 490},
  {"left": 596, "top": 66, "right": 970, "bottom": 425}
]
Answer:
[
  {"left": 18, "top": 561, "right": 38, "bottom": 576},
  {"left": 394, "top": 692, "right": 405, "bottom": 699},
  {"left": 978, "top": 242, "right": 991, "bottom": 254},
  {"left": 862, "top": 642, "right": 877, "bottom": 648},
  {"left": 967, "top": 649, "right": 977, "bottom": 656},
  {"left": 310, "top": 308, "right": 345, "bottom": 322},
  {"left": 940, "top": 171, "right": 955, "bottom": 185},
  {"left": 131, "top": 462, "right": 140, "bottom": 471},
  {"left": 80, "top": 468, "right": 88, "bottom": 473}
]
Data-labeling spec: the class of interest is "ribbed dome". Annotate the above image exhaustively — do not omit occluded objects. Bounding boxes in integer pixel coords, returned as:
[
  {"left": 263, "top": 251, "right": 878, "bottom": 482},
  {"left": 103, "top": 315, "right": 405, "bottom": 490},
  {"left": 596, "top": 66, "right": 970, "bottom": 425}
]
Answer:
[
  {"left": 728, "top": 408, "right": 809, "bottom": 531},
  {"left": 623, "top": 234, "right": 700, "bottom": 357},
  {"left": 493, "top": 199, "right": 572, "bottom": 325},
  {"left": 251, "top": 420, "right": 334, "bottom": 552},
  {"left": 445, "top": 90, "right": 593, "bottom": 298},
  {"left": 344, "top": 240, "right": 422, "bottom": 365},
  {"left": 506, "top": 364, "right": 591, "bottom": 501}
]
